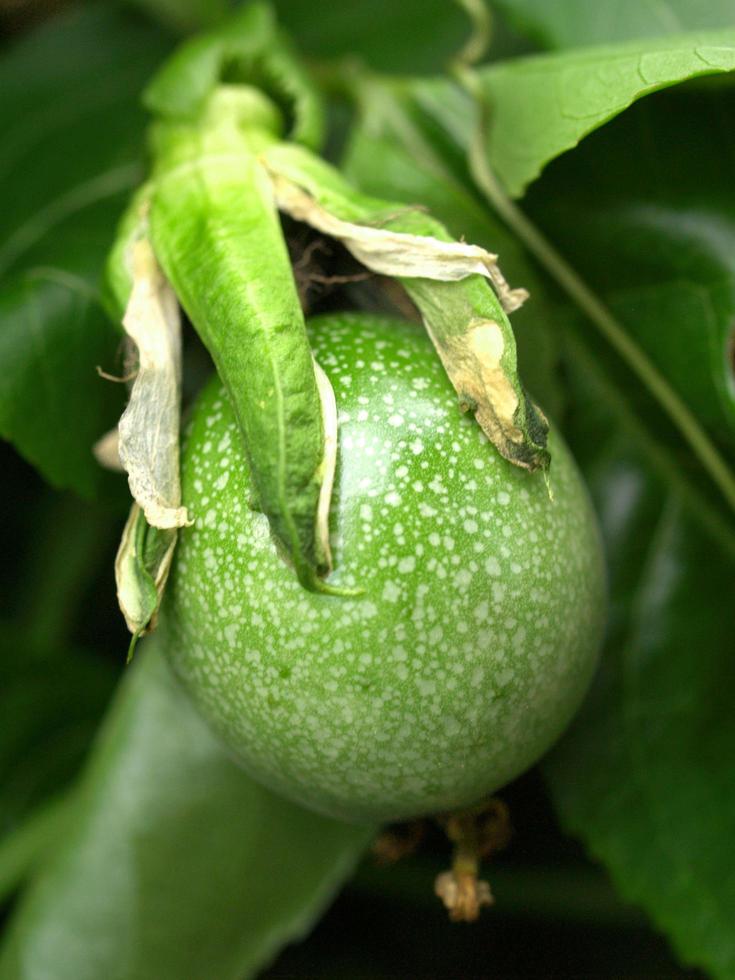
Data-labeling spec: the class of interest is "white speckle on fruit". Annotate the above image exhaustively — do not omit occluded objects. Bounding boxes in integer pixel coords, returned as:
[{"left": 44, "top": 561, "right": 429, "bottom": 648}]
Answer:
[{"left": 485, "top": 556, "right": 501, "bottom": 577}]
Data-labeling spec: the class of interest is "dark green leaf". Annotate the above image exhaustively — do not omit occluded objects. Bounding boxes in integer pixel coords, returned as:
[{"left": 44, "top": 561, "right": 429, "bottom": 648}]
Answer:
[
  {"left": 492, "top": 0, "right": 735, "bottom": 51},
  {"left": 274, "top": 0, "right": 468, "bottom": 73},
  {"left": 128, "top": 0, "right": 531, "bottom": 73},
  {"left": 125, "top": 0, "right": 233, "bottom": 34},
  {"left": 0, "top": 5, "right": 172, "bottom": 495},
  {"left": 0, "top": 494, "right": 121, "bottom": 883},
  {"left": 524, "top": 83, "right": 735, "bottom": 449},
  {"left": 0, "top": 626, "right": 116, "bottom": 839},
  {"left": 0, "top": 644, "right": 374, "bottom": 980},
  {"left": 478, "top": 30, "right": 735, "bottom": 197},
  {"left": 0, "top": 6, "right": 170, "bottom": 284},
  {"left": 524, "top": 86, "right": 735, "bottom": 958},
  {"left": 543, "top": 347, "right": 735, "bottom": 979},
  {"left": 0, "top": 272, "right": 124, "bottom": 496}
]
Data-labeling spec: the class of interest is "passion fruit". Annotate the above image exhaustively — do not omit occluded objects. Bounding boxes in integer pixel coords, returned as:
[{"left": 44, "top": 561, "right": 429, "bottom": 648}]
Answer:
[{"left": 160, "top": 312, "right": 606, "bottom": 823}]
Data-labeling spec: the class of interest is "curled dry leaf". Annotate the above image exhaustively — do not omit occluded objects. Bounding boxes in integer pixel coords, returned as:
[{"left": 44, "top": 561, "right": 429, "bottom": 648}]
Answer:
[
  {"left": 117, "top": 238, "right": 189, "bottom": 530},
  {"left": 270, "top": 173, "right": 528, "bottom": 313},
  {"left": 263, "top": 144, "right": 548, "bottom": 472},
  {"left": 92, "top": 427, "right": 124, "bottom": 472}
]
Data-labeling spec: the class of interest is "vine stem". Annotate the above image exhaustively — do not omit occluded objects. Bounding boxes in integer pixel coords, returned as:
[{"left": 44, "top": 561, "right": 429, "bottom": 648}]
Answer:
[{"left": 457, "top": 66, "right": 735, "bottom": 515}]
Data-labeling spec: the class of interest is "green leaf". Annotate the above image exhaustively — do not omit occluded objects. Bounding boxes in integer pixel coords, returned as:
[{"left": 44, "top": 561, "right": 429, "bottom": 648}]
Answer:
[
  {"left": 479, "top": 30, "right": 735, "bottom": 197},
  {"left": 523, "top": 89, "right": 735, "bottom": 962},
  {"left": 543, "top": 349, "right": 735, "bottom": 978},
  {"left": 0, "top": 272, "right": 124, "bottom": 497},
  {"left": 524, "top": 83, "right": 735, "bottom": 448},
  {"left": 492, "top": 0, "right": 735, "bottom": 51},
  {"left": 0, "top": 5, "right": 171, "bottom": 495},
  {"left": 148, "top": 119, "right": 330, "bottom": 591},
  {"left": 0, "top": 645, "right": 374, "bottom": 980},
  {"left": 0, "top": 5, "right": 170, "bottom": 284}
]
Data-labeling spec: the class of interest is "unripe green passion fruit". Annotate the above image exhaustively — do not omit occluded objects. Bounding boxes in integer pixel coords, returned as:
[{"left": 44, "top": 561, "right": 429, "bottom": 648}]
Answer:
[{"left": 160, "top": 313, "right": 606, "bottom": 824}]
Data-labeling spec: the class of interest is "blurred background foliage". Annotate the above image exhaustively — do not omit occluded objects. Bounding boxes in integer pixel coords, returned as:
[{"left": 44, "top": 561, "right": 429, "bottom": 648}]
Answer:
[{"left": 1, "top": 1, "right": 734, "bottom": 977}]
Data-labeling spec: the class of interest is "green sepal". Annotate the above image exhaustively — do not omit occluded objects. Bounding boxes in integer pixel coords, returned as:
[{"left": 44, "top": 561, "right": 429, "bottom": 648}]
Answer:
[
  {"left": 147, "top": 111, "right": 328, "bottom": 592},
  {"left": 115, "top": 504, "right": 178, "bottom": 654},
  {"left": 142, "top": 3, "right": 324, "bottom": 149}
]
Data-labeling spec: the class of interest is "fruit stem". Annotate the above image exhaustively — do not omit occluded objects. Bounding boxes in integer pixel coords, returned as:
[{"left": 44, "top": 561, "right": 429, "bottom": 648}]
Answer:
[{"left": 434, "top": 798, "right": 511, "bottom": 922}]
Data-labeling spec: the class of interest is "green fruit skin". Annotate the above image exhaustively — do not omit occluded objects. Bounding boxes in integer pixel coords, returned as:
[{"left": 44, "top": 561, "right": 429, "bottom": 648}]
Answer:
[{"left": 160, "top": 313, "right": 606, "bottom": 825}]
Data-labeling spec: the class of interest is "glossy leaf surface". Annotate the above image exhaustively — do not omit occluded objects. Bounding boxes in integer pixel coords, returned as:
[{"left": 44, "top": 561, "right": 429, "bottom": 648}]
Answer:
[
  {"left": 479, "top": 30, "right": 735, "bottom": 196},
  {"left": 0, "top": 646, "right": 374, "bottom": 980},
  {"left": 493, "top": 0, "right": 735, "bottom": 50}
]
